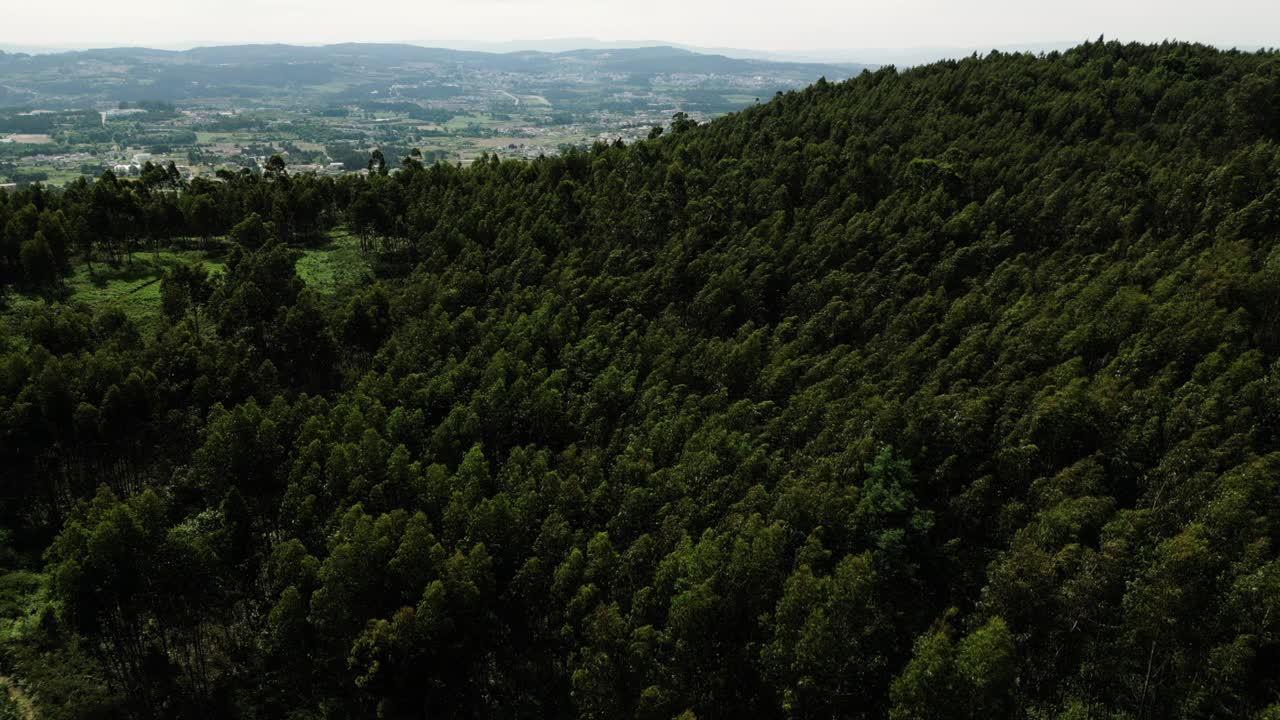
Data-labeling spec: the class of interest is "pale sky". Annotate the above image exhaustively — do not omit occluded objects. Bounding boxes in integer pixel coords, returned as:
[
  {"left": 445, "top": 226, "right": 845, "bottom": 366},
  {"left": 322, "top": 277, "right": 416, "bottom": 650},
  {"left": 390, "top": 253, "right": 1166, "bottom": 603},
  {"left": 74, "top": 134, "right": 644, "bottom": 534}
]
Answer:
[{"left": 3, "top": 0, "right": 1276, "bottom": 55}]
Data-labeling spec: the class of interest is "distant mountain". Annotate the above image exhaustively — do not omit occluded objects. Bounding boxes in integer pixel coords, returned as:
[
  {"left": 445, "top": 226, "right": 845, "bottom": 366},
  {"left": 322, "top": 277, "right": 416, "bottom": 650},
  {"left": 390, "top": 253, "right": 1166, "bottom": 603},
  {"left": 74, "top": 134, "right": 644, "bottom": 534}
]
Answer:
[
  {"left": 453, "top": 37, "right": 683, "bottom": 54},
  {"left": 0, "top": 43, "right": 872, "bottom": 108},
  {"left": 0, "top": 44, "right": 79, "bottom": 55},
  {"left": 432, "top": 36, "right": 1088, "bottom": 66}
]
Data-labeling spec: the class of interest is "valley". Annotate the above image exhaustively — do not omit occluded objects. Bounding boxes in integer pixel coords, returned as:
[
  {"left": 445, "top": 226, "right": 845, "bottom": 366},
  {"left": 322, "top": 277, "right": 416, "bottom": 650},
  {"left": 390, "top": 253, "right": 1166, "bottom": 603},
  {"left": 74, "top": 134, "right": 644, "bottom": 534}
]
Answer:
[{"left": 0, "top": 44, "right": 867, "bottom": 185}]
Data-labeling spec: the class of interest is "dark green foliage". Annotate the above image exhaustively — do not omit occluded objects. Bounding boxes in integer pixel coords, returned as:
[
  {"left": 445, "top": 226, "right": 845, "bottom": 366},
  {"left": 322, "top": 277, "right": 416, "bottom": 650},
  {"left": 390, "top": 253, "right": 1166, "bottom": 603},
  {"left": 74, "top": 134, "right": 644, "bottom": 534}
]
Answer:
[
  {"left": 159, "top": 262, "right": 212, "bottom": 327},
  {"left": 227, "top": 212, "right": 271, "bottom": 250},
  {"left": 3, "top": 40, "right": 1280, "bottom": 719}
]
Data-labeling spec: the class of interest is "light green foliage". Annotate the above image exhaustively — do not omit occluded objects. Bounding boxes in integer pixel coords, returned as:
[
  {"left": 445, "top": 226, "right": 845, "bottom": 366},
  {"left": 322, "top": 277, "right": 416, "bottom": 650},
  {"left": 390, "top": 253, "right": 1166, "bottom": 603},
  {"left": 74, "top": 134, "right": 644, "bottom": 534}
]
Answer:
[{"left": 296, "top": 230, "right": 374, "bottom": 295}]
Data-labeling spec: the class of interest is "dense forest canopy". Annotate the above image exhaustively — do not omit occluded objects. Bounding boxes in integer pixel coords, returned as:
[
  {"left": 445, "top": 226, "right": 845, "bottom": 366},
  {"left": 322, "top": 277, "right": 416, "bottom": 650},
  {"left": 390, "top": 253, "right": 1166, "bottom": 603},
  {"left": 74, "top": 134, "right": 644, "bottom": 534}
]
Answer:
[{"left": 3, "top": 38, "right": 1280, "bottom": 719}]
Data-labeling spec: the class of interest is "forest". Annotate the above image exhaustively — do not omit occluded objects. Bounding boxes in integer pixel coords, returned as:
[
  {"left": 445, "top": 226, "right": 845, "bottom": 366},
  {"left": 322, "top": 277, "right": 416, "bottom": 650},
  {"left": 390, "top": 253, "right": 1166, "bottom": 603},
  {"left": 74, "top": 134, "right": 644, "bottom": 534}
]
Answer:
[{"left": 3, "top": 38, "right": 1280, "bottom": 719}]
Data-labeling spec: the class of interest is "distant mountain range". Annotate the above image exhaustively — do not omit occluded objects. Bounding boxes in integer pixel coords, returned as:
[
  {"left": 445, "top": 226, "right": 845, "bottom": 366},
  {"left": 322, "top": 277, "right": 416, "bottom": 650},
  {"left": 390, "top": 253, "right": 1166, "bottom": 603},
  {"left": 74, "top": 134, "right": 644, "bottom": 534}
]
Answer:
[
  {"left": 4, "top": 37, "right": 1199, "bottom": 67},
  {"left": 0, "top": 43, "right": 872, "bottom": 108},
  {"left": 449, "top": 37, "right": 1086, "bottom": 65}
]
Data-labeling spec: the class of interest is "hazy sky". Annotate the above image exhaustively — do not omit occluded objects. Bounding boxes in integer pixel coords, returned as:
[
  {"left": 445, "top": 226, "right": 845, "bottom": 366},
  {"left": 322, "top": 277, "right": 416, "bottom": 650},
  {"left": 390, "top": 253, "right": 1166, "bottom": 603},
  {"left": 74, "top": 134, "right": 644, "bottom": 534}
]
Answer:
[{"left": 4, "top": 0, "right": 1276, "bottom": 53}]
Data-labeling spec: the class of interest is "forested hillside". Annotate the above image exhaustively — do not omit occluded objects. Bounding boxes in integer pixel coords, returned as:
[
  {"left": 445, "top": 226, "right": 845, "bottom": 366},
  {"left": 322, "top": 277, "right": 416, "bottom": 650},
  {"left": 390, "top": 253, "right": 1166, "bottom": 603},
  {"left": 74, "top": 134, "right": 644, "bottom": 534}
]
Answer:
[{"left": 3, "top": 39, "right": 1280, "bottom": 719}]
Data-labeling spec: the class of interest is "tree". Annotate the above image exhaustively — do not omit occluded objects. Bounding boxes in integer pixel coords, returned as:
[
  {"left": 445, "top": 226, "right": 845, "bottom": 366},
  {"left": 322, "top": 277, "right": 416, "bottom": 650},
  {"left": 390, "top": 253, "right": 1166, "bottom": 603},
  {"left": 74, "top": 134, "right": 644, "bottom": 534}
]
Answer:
[
  {"left": 265, "top": 153, "right": 289, "bottom": 181},
  {"left": 161, "top": 261, "right": 213, "bottom": 329},
  {"left": 37, "top": 209, "right": 70, "bottom": 273},
  {"left": 228, "top": 212, "right": 271, "bottom": 250},
  {"left": 181, "top": 192, "right": 220, "bottom": 247},
  {"left": 762, "top": 553, "right": 893, "bottom": 718},
  {"left": 20, "top": 231, "right": 58, "bottom": 288},
  {"left": 890, "top": 617, "right": 1018, "bottom": 720},
  {"left": 368, "top": 149, "right": 388, "bottom": 176}
]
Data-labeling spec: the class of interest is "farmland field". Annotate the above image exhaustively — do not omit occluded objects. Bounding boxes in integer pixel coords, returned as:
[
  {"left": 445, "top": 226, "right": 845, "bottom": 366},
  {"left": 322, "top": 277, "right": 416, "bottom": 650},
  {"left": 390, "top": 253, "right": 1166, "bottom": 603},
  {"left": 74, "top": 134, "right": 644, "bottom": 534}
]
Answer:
[{"left": 1, "top": 134, "right": 54, "bottom": 144}]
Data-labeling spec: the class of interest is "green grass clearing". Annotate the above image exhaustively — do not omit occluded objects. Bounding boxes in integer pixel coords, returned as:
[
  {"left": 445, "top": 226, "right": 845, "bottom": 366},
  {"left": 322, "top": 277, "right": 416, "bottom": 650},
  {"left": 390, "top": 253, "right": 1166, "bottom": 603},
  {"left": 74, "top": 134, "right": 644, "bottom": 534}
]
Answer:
[
  {"left": 3, "top": 230, "right": 371, "bottom": 334},
  {"left": 297, "top": 230, "right": 373, "bottom": 295},
  {"left": 64, "top": 250, "right": 227, "bottom": 330},
  {"left": 0, "top": 249, "right": 224, "bottom": 333}
]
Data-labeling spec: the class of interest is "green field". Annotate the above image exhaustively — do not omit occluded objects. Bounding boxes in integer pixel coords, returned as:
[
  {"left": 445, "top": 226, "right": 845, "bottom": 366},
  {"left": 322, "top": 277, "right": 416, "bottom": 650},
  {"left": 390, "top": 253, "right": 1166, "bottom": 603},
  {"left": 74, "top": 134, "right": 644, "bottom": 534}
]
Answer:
[
  {"left": 194, "top": 131, "right": 248, "bottom": 145},
  {"left": 62, "top": 250, "right": 226, "bottom": 329},
  {"left": 443, "top": 113, "right": 502, "bottom": 130},
  {"left": 0, "top": 164, "right": 83, "bottom": 187},
  {"left": 296, "top": 230, "right": 374, "bottom": 294}
]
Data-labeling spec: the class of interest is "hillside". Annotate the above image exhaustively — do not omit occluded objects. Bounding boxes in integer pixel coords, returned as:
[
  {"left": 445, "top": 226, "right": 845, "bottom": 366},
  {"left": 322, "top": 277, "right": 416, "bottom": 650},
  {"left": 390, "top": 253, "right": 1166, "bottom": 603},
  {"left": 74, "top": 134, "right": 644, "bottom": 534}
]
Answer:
[
  {"left": 2, "top": 39, "right": 1280, "bottom": 719},
  {"left": 0, "top": 43, "right": 867, "bottom": 107}
]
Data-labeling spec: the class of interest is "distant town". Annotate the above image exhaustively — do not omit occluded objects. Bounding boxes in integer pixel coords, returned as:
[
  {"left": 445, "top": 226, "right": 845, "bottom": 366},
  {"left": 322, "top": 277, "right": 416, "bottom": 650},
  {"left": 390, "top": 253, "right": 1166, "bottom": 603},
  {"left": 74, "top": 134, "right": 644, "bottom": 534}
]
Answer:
[{"left": 0, "top": 43, "right": 866, "bottom": 187}]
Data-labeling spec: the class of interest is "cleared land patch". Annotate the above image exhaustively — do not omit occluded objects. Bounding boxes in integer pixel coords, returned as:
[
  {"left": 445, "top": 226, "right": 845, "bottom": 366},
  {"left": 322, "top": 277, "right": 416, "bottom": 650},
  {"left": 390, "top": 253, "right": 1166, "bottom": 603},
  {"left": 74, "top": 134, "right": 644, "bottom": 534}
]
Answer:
[
  {"left": 2, "top": 134, "right": 53, "bottom": 144},
  {"left": 296, "top": 230, "right": 374, "bottom": 294},
  {"left": 2, "top": 229, "right": 371, "bottom": 331}
]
